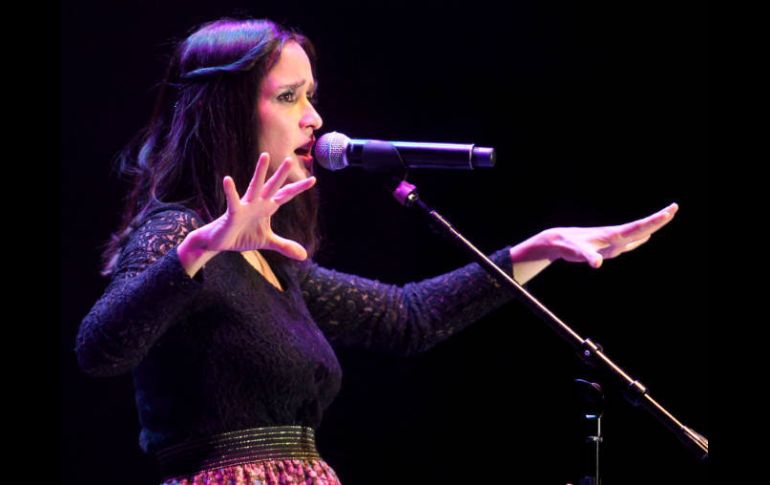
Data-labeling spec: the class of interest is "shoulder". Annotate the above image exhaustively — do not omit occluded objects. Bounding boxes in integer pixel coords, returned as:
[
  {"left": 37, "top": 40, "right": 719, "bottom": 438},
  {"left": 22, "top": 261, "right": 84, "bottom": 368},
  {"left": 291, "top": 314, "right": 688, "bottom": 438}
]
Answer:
[
  {"left": 134, "top": 205, "right": 204, "bottom": 239},
  {"left": 116, "top": 204, "right": 206, "bottom": 273}
]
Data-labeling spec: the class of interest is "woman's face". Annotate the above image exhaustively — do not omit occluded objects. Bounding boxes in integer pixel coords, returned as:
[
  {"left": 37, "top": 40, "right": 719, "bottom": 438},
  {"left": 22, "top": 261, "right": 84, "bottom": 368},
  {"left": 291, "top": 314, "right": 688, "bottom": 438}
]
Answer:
[{"left": 257, "top": 41, "right": 323, "bottom": 183}]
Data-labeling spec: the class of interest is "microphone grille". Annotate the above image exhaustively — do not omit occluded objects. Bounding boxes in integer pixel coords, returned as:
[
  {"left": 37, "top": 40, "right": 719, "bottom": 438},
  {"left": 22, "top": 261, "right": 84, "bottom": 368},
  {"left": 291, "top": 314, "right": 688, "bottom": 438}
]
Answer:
[{"left": 314, "top": 131, "right": 350, "bottom": 171}]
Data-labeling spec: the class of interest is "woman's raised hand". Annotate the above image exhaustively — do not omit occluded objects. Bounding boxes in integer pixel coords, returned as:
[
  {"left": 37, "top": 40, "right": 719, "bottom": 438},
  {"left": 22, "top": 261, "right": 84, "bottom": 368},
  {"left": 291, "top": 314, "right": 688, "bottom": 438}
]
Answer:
[{"left": 179, "top": 153, "right": 316, "bottom": 276}]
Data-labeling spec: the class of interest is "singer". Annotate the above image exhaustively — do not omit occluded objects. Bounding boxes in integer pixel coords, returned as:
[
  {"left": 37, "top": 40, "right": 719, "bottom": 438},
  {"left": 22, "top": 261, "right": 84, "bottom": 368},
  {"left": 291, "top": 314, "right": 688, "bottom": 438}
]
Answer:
[{"left": 76, "top": 17, "right": 678, "bottom": 485}]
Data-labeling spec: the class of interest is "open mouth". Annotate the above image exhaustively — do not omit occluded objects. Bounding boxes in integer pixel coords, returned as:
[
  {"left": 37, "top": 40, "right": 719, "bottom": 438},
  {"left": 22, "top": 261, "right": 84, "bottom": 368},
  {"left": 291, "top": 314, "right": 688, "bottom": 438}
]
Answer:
[
  {"left": 294, "top": 147, "right": 312, "bottom": 157},
  {"left": 294, "top": 141, "right": 315, "bottom": 174},
  {"left": 294, "top": 139, "right": 315, "bottom": 158}
]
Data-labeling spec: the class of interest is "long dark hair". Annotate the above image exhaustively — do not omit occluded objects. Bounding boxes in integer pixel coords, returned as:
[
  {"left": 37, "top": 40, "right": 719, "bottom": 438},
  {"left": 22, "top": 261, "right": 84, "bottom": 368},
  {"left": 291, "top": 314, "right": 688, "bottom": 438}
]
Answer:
[{"left": 101, "top": 18, "right": 321, "bottom": 276}]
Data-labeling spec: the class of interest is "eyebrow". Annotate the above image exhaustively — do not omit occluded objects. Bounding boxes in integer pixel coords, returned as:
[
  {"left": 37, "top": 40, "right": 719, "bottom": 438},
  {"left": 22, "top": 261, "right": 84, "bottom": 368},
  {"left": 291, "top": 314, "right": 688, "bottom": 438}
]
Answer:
[{"left": 277, "top": 80, "right": 318, "bottom": 91}]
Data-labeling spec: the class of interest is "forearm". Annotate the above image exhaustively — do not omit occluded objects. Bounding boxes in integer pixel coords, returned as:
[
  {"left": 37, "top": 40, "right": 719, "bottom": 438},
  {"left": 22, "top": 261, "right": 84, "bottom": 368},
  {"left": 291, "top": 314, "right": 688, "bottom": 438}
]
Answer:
[{"left": 299, "top": 247, "right": 515, "bottom": 356}]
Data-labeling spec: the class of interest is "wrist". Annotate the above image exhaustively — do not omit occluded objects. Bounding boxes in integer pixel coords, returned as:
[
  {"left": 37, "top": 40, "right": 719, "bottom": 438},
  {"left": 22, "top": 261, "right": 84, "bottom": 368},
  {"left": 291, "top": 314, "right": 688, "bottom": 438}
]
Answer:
[
  {"left": 509, "top": 230, "right": 557, "bottom": 263},
  {"left": 177, "top": 229, "right": 218, "bottom": 277}
]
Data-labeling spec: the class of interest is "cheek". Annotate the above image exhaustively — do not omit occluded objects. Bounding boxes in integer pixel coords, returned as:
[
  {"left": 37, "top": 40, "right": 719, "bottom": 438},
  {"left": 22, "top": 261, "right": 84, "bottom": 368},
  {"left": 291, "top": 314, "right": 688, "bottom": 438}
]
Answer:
[
  {"left": 258, "top": 110, "right": 292, "bottom": 150},
  {"left": 256, "top": 102, "right": 276, "bottom": 147}
]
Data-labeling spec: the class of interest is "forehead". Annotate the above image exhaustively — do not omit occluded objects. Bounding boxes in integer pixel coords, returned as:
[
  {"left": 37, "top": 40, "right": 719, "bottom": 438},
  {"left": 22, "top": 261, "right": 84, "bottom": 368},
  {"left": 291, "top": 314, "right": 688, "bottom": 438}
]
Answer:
[{"left": 262, "top": 41, "right": 314, "bottom": 90}]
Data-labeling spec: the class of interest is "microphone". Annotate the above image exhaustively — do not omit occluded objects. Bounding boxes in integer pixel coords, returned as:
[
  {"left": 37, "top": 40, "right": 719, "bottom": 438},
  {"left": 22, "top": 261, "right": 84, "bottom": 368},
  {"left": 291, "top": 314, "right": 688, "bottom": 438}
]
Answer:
[{"left": 314, "top": 131, "right": 496, "bottom": 172}]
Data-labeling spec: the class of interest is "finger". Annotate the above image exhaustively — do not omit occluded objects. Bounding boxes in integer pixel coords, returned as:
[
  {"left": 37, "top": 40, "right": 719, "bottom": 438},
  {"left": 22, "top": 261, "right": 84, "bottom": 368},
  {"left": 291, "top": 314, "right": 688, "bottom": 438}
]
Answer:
[
  {"left": 585, "top": 251, "right": 603, "bottom": 268},
  {"left": 623, "top": 234, "right": 651, "bottom": 252},
  {"left": 561, "top": 239, "right": 604, "bottom": 268},
  {"left": 244, "top": 152, "right": 271, "bottom": 203},
  {"left": 599, "top": 233, "right": 653, "bottom": 259},
  {"left": 273, "top": 176, "right": 316, "bottom": 205},
  {"left": 664, "top": 202, "right": 679, "bottom": 215},
  {"left": 262, "top": 157, "right": 293, "bottom": 199},
  {"left": 615, "top": 203, "right": 679, "bottom": 240},
  {"left": 266, "top": 233, "right": 308, "bottom": 261},
  {"left": 223, "top": 176, "right": 241, "bottom": 211}
]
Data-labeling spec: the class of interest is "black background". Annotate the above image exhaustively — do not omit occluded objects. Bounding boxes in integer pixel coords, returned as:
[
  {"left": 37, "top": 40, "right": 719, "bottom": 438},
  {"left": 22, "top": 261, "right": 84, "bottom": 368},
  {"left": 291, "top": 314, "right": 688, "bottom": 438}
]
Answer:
[{"left": 62, "top": 1, "right": 708, "bottom": 483}]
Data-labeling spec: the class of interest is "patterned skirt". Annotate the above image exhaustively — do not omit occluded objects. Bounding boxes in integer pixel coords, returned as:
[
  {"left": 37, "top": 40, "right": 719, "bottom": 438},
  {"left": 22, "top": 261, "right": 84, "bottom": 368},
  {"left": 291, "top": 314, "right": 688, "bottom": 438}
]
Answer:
[{"left": 157, "top": 425, "right": 342, "bottom": 485}]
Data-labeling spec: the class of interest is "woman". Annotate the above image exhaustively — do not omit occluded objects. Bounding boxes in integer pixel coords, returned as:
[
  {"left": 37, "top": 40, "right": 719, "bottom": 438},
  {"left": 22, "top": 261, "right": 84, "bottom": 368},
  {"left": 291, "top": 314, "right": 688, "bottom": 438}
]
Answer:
[{"left": 76, "top": 17, "right": 678, "bottom": 485}]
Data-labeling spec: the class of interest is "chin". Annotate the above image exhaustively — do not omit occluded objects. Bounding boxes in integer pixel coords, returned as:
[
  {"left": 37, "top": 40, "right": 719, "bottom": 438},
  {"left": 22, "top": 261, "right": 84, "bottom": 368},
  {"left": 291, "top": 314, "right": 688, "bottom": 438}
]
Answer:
[{"left": 288, "top": 168, "right": 312, "bottom": 183}]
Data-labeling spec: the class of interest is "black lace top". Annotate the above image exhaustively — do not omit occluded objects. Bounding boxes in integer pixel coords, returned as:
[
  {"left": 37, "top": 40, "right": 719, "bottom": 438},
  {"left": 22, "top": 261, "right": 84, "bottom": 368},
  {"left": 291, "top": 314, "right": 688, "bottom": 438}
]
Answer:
[{"left": 76, "top": 205, "right": 516, "bottom": 454}]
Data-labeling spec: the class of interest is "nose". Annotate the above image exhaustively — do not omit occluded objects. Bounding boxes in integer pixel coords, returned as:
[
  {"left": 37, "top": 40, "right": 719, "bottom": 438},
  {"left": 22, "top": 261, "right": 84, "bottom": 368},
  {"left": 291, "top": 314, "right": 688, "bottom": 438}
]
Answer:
[{"left": 300, "top": 100, "right": 323, "bottom": 131}]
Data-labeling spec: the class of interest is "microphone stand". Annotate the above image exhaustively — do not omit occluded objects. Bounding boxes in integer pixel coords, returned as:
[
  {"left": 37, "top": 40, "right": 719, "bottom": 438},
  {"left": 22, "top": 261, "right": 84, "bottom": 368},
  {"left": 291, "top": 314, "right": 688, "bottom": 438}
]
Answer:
[
  {"left": 389, "top": 179, "right": 708, "bottom": 462},
  {"left": 575, "top": 378, "right": 606, "bottom": 485}
]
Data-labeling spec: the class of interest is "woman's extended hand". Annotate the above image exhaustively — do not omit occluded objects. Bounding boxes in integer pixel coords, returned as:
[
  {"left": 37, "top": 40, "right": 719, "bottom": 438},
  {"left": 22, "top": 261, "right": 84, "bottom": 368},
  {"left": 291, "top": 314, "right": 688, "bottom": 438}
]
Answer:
[
  {"left": 510, "top": 203, "right": 679, "bottom": 269},
  {"left": 179, "top": 153, "right": 316, "bottom": 276}
]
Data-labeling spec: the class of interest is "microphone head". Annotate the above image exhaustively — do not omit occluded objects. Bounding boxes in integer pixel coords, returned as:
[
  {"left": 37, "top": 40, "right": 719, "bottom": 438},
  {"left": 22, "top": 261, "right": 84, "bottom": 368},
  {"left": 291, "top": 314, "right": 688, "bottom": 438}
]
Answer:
[{"left": 314, "top": 131, "right": 351, "bottom": 171}]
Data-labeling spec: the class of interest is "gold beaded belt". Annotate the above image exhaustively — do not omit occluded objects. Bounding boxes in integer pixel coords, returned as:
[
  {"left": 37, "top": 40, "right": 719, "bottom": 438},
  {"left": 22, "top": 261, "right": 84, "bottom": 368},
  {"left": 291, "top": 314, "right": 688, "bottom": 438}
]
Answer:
[{"left": 156, "top": 425, "right": 321, "bottom": 478}]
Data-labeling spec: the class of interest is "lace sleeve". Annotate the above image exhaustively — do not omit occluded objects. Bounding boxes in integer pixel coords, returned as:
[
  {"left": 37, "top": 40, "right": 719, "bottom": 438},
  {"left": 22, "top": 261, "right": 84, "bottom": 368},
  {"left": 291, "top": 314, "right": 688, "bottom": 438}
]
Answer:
[
  {"left": 296, "top": 247, "right": 515, "bottom": 356},
  {"left": 75, "top": 209, "right": 205, "bottom": 377}
]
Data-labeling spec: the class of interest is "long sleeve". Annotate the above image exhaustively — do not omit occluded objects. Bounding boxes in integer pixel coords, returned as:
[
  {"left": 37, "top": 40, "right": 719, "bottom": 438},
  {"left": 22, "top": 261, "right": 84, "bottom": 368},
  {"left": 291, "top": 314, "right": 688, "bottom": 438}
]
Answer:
[
  {"left": 75, "top": 209, "right": 206, "bottom": 377},
  {"left": 296, "top": 247, "right": 515, "bottom": 356}
]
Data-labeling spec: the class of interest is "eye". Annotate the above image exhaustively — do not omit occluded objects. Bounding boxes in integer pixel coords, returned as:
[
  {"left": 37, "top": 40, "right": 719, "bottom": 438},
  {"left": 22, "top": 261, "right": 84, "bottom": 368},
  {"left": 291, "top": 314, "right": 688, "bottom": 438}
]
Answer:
[
  {"left": 307, "top": 92, "right": 318, "bottom": 105},
  {"left": 278, "top": 90, "right": 296, "bottom": 103}
]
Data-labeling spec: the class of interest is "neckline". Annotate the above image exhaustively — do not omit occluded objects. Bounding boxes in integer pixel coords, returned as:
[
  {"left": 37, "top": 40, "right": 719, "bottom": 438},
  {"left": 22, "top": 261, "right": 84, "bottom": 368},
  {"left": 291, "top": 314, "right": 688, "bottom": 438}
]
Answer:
[{"left": 240, "top": 251, "right": 288, "bottom": 294}]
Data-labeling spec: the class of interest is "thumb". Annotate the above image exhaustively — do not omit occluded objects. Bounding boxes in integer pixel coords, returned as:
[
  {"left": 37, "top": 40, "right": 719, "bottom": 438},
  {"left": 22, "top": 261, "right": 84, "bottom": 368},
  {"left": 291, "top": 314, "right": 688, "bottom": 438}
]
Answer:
[
  {"left": 586, "top": 251, "right": 603, "bottom": 268},
  {"left": 267, "top": 234, "right": 308, "bottom": 261}
]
